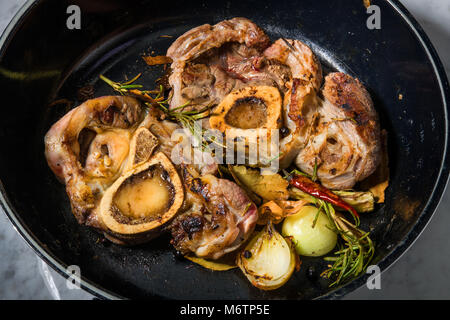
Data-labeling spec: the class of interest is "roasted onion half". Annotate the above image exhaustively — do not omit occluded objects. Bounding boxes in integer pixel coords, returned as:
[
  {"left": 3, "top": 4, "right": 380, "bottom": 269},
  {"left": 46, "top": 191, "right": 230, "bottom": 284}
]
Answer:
[
  {"left": 236, "top": 223, "right": 297, "bottom": 290},
  {"left": 99, "top": 152, "right": 184, "bottom": 242}
]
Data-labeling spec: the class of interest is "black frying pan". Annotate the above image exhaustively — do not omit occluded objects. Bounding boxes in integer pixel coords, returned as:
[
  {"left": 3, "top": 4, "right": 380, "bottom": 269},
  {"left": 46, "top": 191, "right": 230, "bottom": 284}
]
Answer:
[{"left": 0, "top": 0, "right": 449, "bottom": 299}]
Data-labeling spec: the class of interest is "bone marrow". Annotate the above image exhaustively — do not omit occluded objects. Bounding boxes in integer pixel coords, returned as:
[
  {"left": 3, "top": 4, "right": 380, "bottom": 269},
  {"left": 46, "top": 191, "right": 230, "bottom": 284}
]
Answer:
[
  {"left": 210, "top": 85, "right": 282, "bottom": 132},
  {"left": 100, "top": 152, "right": 184, "bottom": 236}
]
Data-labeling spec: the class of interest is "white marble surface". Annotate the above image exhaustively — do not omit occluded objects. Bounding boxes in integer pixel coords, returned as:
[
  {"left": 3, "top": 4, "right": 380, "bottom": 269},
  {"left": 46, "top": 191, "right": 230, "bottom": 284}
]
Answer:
[{"left": 0, "top": 0, "right": 449, "bottom": 300}]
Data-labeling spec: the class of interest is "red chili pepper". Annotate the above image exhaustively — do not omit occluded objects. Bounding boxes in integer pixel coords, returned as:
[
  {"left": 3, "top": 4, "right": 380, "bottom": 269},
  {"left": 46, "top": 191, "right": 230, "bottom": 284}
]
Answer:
[{"left": 289, "top": 174, "right": 359, "bottom": 217}]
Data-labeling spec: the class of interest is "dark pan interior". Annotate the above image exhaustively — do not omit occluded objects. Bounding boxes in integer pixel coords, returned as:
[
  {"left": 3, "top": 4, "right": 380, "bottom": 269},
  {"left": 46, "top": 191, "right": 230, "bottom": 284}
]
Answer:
[{"left": 0, "top": 0, "right": 449, "bottom": 299}]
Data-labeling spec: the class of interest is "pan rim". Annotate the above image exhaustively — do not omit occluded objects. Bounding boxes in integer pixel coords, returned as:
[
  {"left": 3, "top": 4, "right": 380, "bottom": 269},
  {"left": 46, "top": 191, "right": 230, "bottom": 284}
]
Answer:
[
  {"left": 321, "top": 0, "right": 450, "bottom": 299},
  {"left": 0, "top": 0, "right": 449, "bottom": 300},
  {"left": 0, "top": 0, "right": 122, "bottom": 300}
]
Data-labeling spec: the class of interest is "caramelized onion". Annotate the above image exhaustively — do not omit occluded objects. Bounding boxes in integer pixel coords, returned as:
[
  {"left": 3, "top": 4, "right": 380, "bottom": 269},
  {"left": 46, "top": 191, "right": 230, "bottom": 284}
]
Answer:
[{"left": 236, "top": 223, "right": 297, "bottom": 290}]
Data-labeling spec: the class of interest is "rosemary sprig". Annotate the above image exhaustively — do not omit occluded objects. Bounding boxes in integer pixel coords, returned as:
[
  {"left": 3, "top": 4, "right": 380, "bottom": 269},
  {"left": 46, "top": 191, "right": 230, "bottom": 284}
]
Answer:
[
  {"left": 99, "top": 74, "right": 221, "bottom": 150},
  {"left": 312, "top": 158, "right": 318, "bottom": 182},
  {"left": 319, "top": 201, "right": 374, "bottom": 286},
  {"left": 284, "top": 168, "right": 311, "bottom": 179},
  {"left": 261, "top": 152, "right": 284, "bottom": 166},
  {"left": 311, "top": 200, "right": 324, "bottom": 228},
  {"left": 99, "top": 73, "right": 144, "bottom": 94},
  {"left": 122, "top": 73, "right": 143, "bottom": 85},
  {"left": 290, "top": 187, "right": 374, "bottom": 286},
  {"left": 285, "top": 166, "right": 318, "bottom": 182}
]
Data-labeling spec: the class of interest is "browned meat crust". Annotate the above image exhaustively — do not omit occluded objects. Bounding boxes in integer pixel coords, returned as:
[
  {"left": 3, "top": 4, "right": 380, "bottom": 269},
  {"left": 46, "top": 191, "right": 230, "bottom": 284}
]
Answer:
[
  {"left": 44, "top": 96, "right": 144, "bottom": 225},
  {"left": 167, "top": 17, "right": 271, "bottom": 61},
  {"left": 170, "top": 166, "right": 257, "bottom": 260},
  {"left": 323, "top": 72, "right": 380, "bottom": 155},
  {"left": 264, "top": 38, "right": 322, "bottom": 91},
  {"left": 295, "top": 72, "right": 381, "bottom": 189},
  {"left": 166, "top": 18, "right": 294, "bottom": 111},
  {"left": 262, "top": 38, "right": 323, "bottom": 169}
]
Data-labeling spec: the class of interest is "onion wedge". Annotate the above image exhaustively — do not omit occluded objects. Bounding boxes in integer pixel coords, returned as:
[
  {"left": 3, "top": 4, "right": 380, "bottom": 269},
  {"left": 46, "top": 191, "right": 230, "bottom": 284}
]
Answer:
[{"left": 236, "top": 223, "right": 297, "bottom": 290}]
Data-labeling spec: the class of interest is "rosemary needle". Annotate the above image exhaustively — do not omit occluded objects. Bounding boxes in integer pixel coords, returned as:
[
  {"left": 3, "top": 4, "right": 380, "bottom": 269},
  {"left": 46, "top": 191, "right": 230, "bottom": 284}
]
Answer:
[
  {"left": 100, "top": 74, "right": 221, "bottom": 151},
  {"left": 291, "top": 188, "right": 374, "bottom": 287}
]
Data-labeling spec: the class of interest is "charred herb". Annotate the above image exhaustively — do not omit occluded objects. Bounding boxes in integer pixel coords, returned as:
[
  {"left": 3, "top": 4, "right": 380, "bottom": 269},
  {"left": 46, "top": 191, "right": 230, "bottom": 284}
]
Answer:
[{"left": 99, "top": 74, "right": 222, "bottom": 150}]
